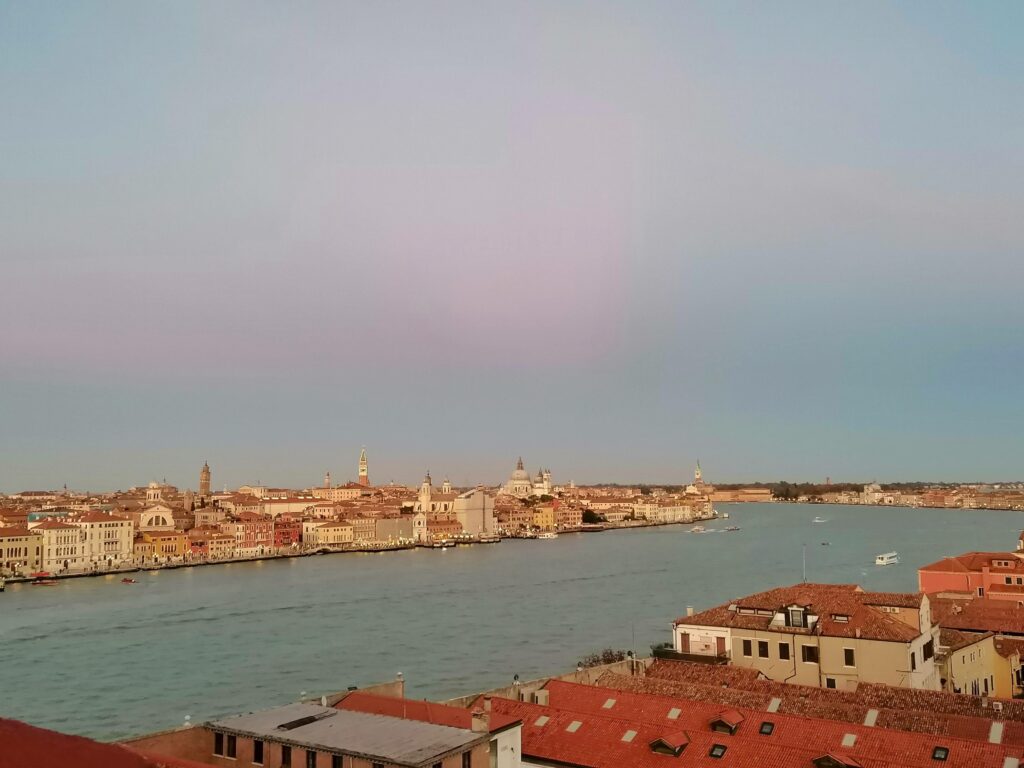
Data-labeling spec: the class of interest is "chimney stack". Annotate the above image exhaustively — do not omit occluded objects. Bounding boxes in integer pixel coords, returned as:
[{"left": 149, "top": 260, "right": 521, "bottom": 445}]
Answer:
[
  {"left": 687, "top": 606, "right": 694, "bottom": 617},
  {"left": 484, "top": 696, "right": 492, "bottom": 713},
  {"left": 471, "top": 708, "right": 489, "bottom": 733}
]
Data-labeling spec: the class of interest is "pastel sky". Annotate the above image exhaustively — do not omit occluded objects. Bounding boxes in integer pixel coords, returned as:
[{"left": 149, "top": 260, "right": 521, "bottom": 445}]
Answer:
[{"left": 2, "top": 2, "right": 1022, "bottom": 492}]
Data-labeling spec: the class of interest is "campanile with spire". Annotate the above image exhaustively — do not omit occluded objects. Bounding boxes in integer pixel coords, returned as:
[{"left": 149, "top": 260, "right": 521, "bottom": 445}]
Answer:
[
  {"left": 358, "top": 447, "right": 369, "bottom": 487},
  {"left": 199, "top": 461, "right": 211, "bottom": 500}
]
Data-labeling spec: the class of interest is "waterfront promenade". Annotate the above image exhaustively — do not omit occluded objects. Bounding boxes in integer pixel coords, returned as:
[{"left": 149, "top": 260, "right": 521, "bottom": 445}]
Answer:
[{"left": 2, "top": 501, "right": 1021, "bottom": 741}]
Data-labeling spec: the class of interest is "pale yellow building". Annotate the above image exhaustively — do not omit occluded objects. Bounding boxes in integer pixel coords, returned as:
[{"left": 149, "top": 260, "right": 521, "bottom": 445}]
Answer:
[
  {"left": 303, "top": 520, "right": 354, "bottom": 547},
  {"left": 532, "top": 504, "right": 556, "bottom": 531},
  {"left": 29, "top": 519, "right": 86, "bottom": 572},
  {"left": 0, "top": 527, "right": 43, "bottom": 574},
  {"left": 673, "top": 583, "right": 941, "bottom": 690},
  {"left": 938, "top": 629, "right": 997, "bottom": 696}
]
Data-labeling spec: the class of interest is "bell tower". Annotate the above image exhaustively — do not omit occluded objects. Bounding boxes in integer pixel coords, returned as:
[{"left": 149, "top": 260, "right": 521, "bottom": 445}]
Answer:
[
  {"left": 358, "top": 447, "right": 369, "bottom": 487},
  {"left": 199, "top": 462, "right": 211, "bottom": 500}
]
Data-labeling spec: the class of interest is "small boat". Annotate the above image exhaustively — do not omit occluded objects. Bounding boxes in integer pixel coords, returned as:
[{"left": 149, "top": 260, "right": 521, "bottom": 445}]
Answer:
[
  {"left": 537, "top": 531, "right": 558, "bottom": 540},
  {"left": 812, "top": 517, "right": 827, "bottom": 524},
  {"left": 121, "top": 578, "right": 138, "bottom": 584},
  {"left": 0, "top": 577, "right": 5, "bottom": 592},
  {"left": 721, "top": 512, "right": 730, "bottom": 519},
  {"left": 875, "top": 552, "right": 899, "bottom": 566},
  {"left": 725, "top": 525, "right": 740, "bottom": 532},
  {"left": 690, "top": 525, "right": 706, "bottom": 534},
  {"left": 31, "top": 578, "right": 59, "bottom": 586},
  {"left": 821, "top": 541, "right": 830, "bottom": 546}
]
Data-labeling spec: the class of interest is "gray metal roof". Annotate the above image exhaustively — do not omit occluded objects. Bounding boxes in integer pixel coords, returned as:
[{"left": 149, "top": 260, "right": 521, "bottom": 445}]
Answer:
[{"left": 209, "top": 702, "right": 485, "bottom": 767}]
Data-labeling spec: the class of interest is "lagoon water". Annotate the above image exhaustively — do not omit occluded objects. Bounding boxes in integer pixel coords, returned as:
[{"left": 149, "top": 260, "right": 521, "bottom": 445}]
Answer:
[{"left": 1, "top": 502, "right": 1021, "bottom": 740}]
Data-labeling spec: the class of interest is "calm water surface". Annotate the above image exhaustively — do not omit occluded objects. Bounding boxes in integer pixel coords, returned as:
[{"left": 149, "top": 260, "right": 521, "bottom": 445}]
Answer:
[{"left": 1, "top": 502, "right": 1020, "bottom": 740}]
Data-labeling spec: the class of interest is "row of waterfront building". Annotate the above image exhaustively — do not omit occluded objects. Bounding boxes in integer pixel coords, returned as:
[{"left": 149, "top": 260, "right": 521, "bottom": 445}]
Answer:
[{"left": 0, "top": 455, "right": 715, "bottom": 577}]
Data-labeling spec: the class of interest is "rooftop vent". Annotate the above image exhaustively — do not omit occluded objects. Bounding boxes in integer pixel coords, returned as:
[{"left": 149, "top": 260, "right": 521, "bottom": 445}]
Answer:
[{"left": 276, "top": 710, "right": 336, "bottom": 731}]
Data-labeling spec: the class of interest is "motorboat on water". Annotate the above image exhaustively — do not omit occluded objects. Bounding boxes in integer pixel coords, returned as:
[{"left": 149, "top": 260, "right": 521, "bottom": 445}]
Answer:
[
  {"left": 31, "top": 578, "right": 59, "bottom": 586},
  {"left": 725, "top": 525, "right": 740, "bottom": 532},
  {"left": 690, "top": 525, "right": 706, "bottom": 534},
  {"left": 812, "top": 516, "right": 827, "bottom": 524},
  {"left": 537, "top": 531, "right": 558, "bottom": 540},
  {"left": 121, "top": 577, "right": 138, "bottom": 584},
  {"left": 721, "top": 512, "right": 730, "bottom": 519},
  {"left": 875, "top": 552, "right": 899, "bottom": 566},
  {"left": 0, "top": 577, "right": 5, "bottom": 592}
]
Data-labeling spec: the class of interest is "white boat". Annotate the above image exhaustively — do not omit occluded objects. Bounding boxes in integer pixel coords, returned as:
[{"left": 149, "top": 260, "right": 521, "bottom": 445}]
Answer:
[
  {"left": 722, "top": 512, "right": 730, "bottom": 519},
  {"left": 690, "top": 525, "right": 706, "bottom": 534},
  {"left": 875, "top": 552, "right": 899, "bottom": 566},
  {"left": 0, "top": 577, "right": 5, "bottom": 592},
  {"left": 537, "top": 531, "right": 558, "bottom": 540},
  {"left": 812, "top": 516, "right": 827, "bottom": 524}
]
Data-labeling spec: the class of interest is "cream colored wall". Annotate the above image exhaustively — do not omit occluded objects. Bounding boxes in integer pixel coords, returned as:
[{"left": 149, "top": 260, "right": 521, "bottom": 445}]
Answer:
[{"left": 944, "top": 635, "right": 997, "bottom": 696}]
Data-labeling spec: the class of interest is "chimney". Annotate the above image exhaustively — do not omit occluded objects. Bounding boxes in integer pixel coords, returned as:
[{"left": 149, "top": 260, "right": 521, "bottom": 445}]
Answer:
[
  {"left": 484, "top": 696, "right": 492, "bottom": 713},
  {"left": 471, "top": 708, "right": 489, "bottom": 733},
  {"left": 687, "top": 606, "right": 694, "bottom": 617}
]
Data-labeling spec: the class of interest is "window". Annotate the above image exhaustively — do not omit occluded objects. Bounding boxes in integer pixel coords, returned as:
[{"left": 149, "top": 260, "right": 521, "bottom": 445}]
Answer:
[
  {"left": 789, "top": 608, "right": 804, "bottom": 628},
  {"left": 826, "top": 677, "right": 836, "bottom": 689},
  {"left": 462, "top": 751, "right": 472, "bottom": 768},
  {"left": 759, "top": 721, "right": 775, "bottom": 735},
  {"left": 844, "top": 648, "right": 856, "bottom": 667},
  {"left": 758, "top": 640, "right": 769, "bottom": 658},
  {"left": 282, "top": 746, "right": 292, "bottom": 768},
  {"left": 978, "top": 587, "right": 985, "bottom": 597},
  {"left": 923, "top": 640, "right": 934, "bottom": 661},
  {"left": 226, "top": 735, "right": 236, "bottom": 759},
  {"left": 779, "top": 643, "right": 790, "bottom": 660},
  {"left": 709, "top": 744, "right": 727, "bottom": 758},
  {"left": 253, "top": 739, "right": 264, "bottom": 765},
  {"left": 932, "top": 746, "right": 949, "bottom": 761},
  {"left": 742, "top": 639, "right": 752, "bottom": 657},
  {"left": 306, "top": 750, "right": 317, "bottom": 768},
  {"left": 488, "top": 739, "right": 498, "bottom": 768},
  {"left": 801, "top": 645, "right": 819, "bottom": 664},
  {"left": 213, "top": 732, "right": 224, "bottom": 756},
  {"left": 911, "top": 652, "right": 917, "bottom": 671},
  {"left": 373, "top": 764, "right": 384, "bottom": 768},
  {"left": 1006, "top": 577, "right": 1013, "bottom": 585}
]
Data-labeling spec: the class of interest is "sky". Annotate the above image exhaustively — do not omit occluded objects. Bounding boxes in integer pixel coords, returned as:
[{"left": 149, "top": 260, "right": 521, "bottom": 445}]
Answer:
[{"left": 1, "top": 1, "right": 1022, "bottom": 492}]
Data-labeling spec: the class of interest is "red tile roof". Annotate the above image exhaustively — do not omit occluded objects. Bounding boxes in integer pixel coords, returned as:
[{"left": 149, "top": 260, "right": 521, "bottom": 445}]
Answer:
[
  {"left": 487, "top": 685, "right": 1017, "bottom": 768},
  {"left": 335, "top": 691, "right": 520, "bottom": 733},
  {"left": 0, "top": 526, "right": 38, "bottom": 538},
  {"left": 0, "top": 718, "right": 185, "bottom": 768},
  {"left": 932, "top": 596, "right": 1024, "bottom": 636},
  {"left": 675, "top": 583, "right": 923, "bottom": 642},
  {"left": 598, "top": 661, "right": 1024, "bottom": 746},
  {"left": 920, "top": 553, "right": 1024, "bottom": 574},
  {"left": 536, "top": 679, "right": 1016, "bottom": 767}
]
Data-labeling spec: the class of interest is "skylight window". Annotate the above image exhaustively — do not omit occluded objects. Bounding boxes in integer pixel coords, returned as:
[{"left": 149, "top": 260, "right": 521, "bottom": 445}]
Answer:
[
  {"left": 622, "top": 730, "right": 637, "bottom": 743},
  {"left": 602, "top": 698, "right": 616, "bottom": 709},
  {"left": 709, "top": 744, "right": 727, "bottom": 758},
  {"left": 667, "top": 707, "right": 681, "bottom": 720},
  {"left": 932, "top": 746, "right": 949, "bottom": 761},
  {"left": 534, "top": 716, "right": 549, "bottom": 727},
  {"left": 759, "top": 722, "right": 775, "bottom": 735},
  {"left": 566, "top": 721, "right": 582, "bottom": 733}
]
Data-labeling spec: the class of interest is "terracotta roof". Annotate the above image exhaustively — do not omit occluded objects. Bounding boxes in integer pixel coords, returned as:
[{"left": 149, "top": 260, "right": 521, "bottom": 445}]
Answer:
[
  {"left": 599, "top": 661, "right": 1024, "bottom": 743},
  {"left": 336, "top": 691, "right": 520, "bottom": 733},
  {"left": 487, "top": 685, "right": 1015, "bottom": 768},
  {"left": 29, "top": 520, "right": 78, "bottom": 530},
  {"left": 0, "top": 526, "right": 39, "bottom": 538},
  {"left": 939, "top": 628, "right": 991, "bottom": 653},
  {"left": 994, "top": 637, "right": 1024, "bottom": 660},
  {"left": 675, "top": 583, "right": 923, "bottom": 642},
  {"left": 920, "top": 553, "right": 1024, "bottom": 574},
  {"left": 0, "top": 718, "right": 170, "bottom": 768},
  {"left": 531, "top": 679, "right": 1014, "bottom": 768},
  {"left": 932, "top": 596, "right": 1024, "bottom": 636}
]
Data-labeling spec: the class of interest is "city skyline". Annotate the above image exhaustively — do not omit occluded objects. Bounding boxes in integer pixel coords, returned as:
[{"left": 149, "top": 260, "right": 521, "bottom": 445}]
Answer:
[{"left": 3, "top": 2, "right": 1023, "bottom": 489}]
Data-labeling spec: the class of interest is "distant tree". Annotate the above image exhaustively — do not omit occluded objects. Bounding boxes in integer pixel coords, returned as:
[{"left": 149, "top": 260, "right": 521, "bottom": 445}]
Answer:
[
  {"left": 580, "top": 648, "right": 628, "bottom": 668},
  {"left": 581, "top": 510, "right": 604, "bottom": 524},
  {"left": 539, "top": 494, "right": 554, "bottom": 502}
]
